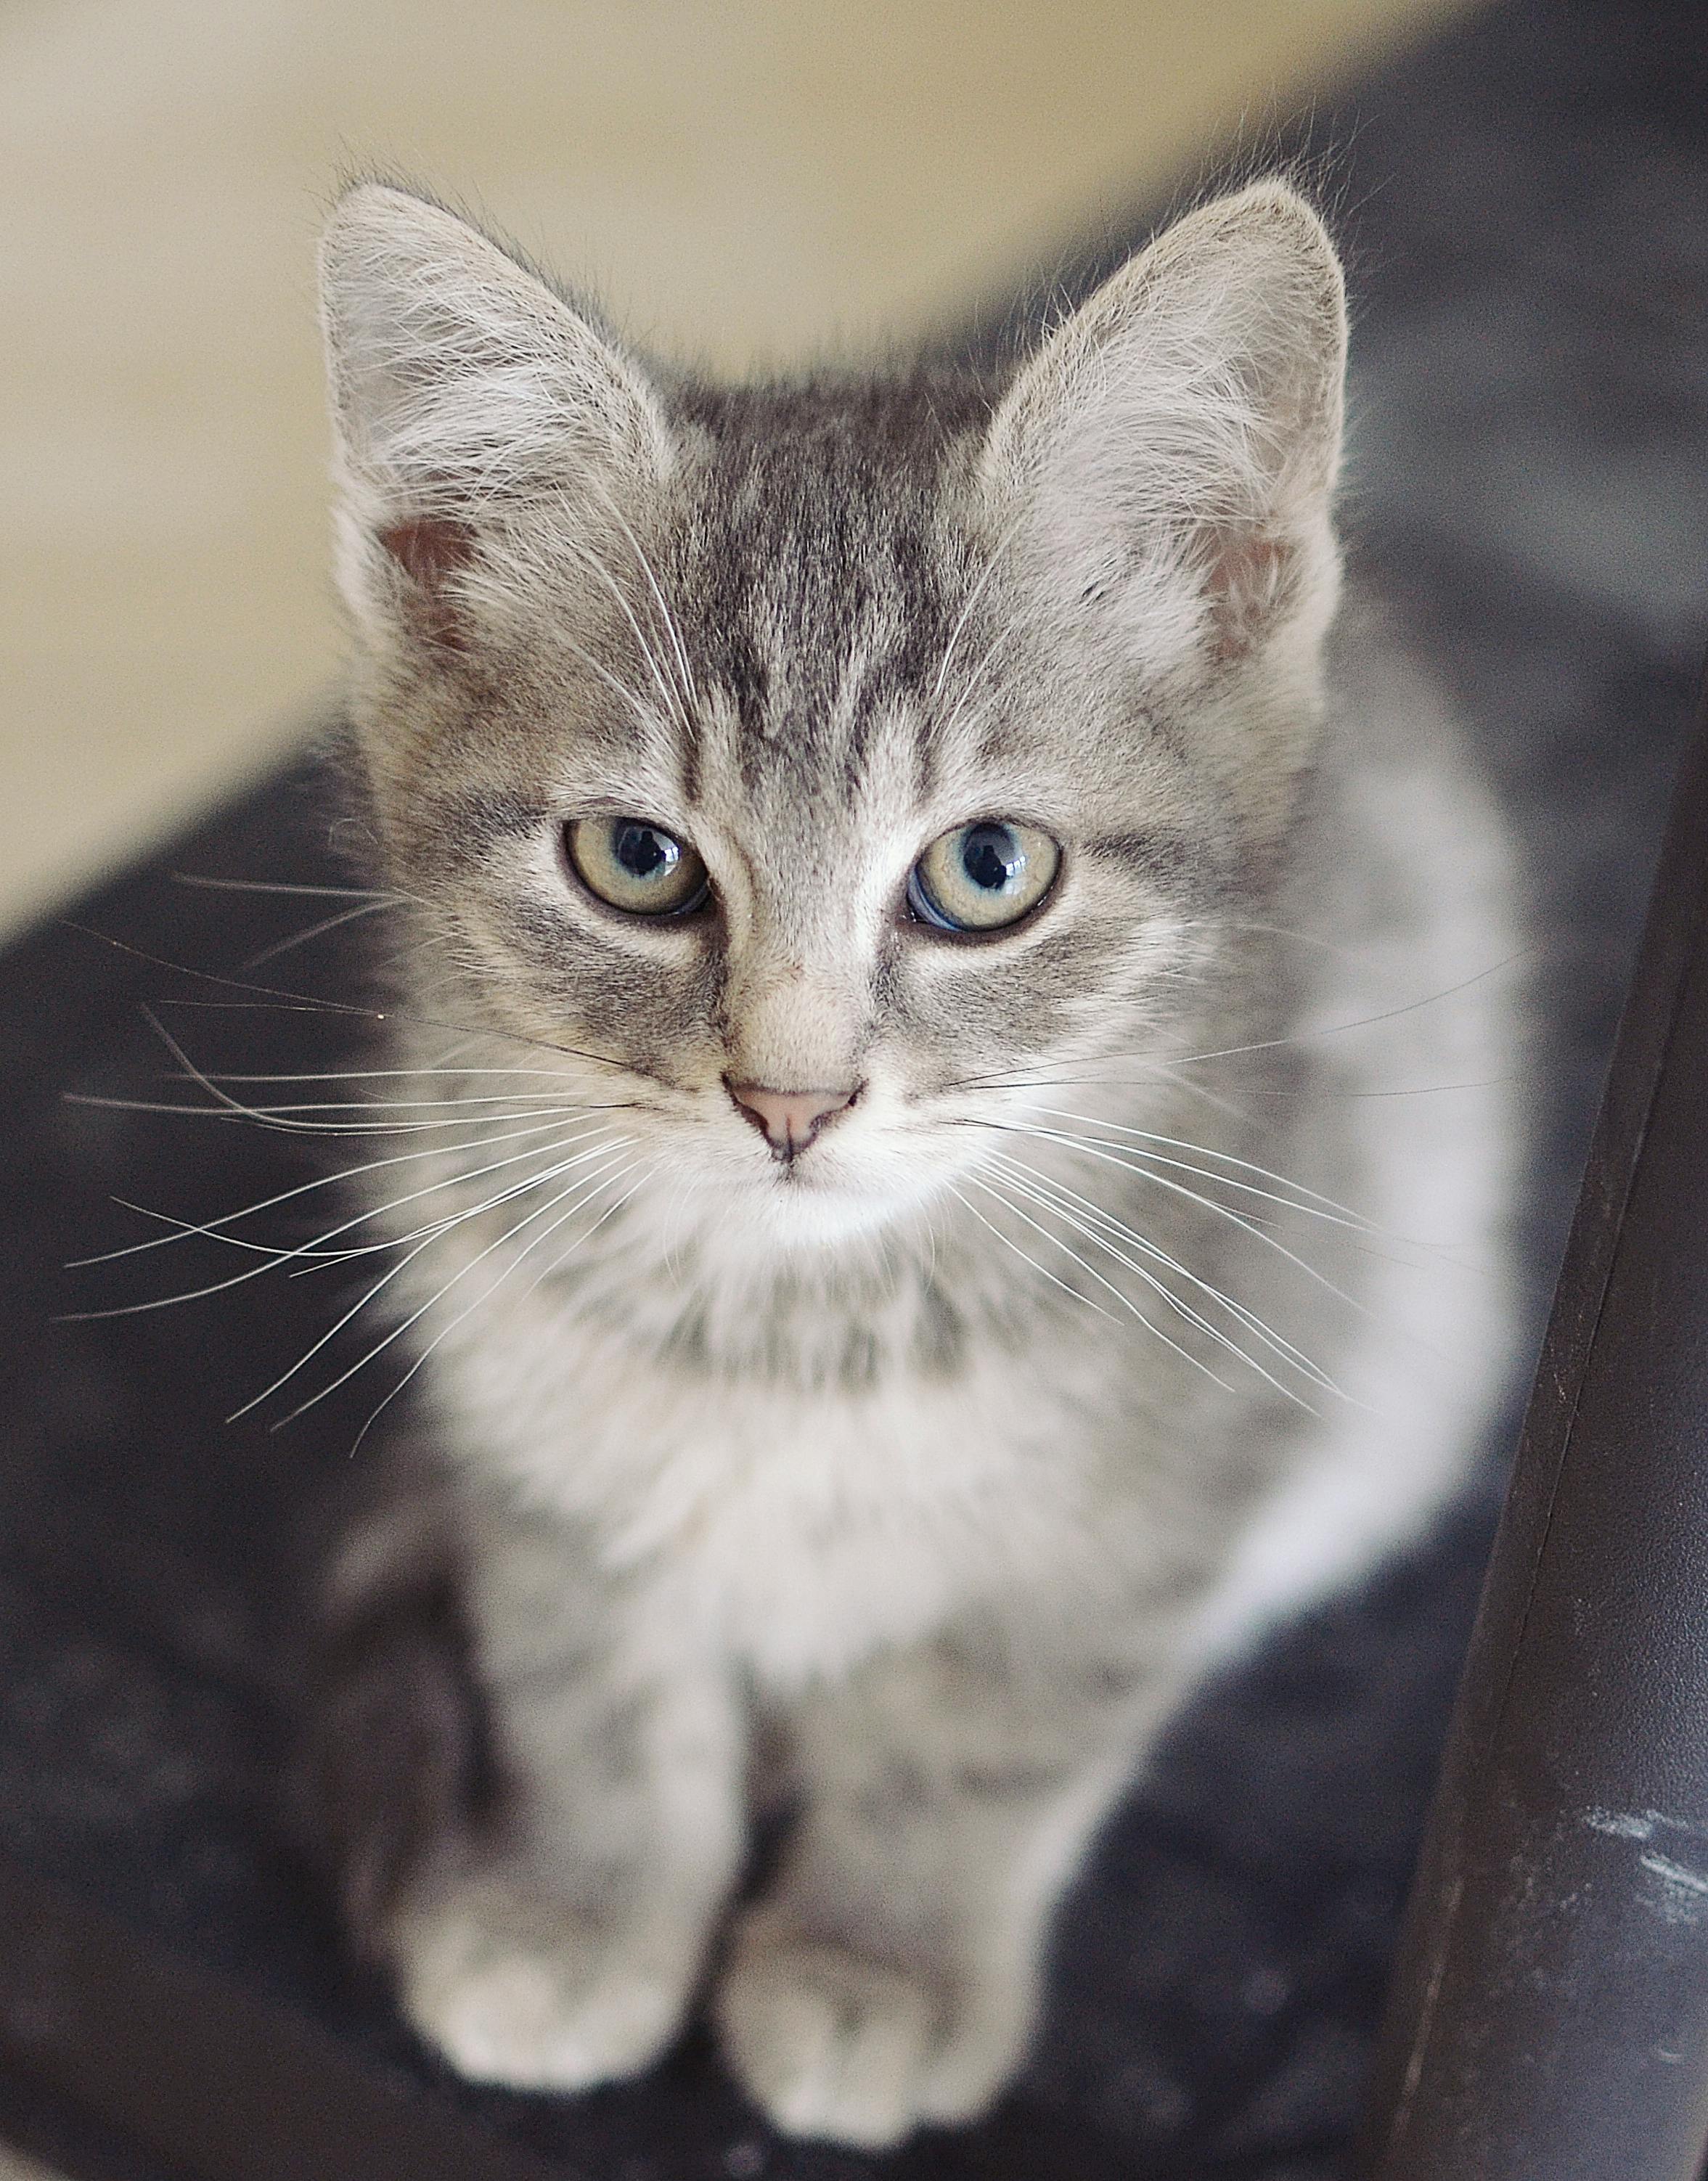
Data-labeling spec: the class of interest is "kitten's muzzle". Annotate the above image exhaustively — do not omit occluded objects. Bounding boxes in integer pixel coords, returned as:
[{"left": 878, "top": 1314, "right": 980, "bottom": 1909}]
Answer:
[{"left": 724, "top": 1079, "right": 861, "bottom": 1161}]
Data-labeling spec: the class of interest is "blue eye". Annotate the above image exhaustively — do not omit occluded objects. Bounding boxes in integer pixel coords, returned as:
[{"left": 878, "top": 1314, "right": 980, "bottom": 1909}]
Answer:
[
  {"left": 566, "top": 817, "right": 709, "bottom": 916},
  {"left": 907, "top": 820, "right": 1061, "bottom": 933}
]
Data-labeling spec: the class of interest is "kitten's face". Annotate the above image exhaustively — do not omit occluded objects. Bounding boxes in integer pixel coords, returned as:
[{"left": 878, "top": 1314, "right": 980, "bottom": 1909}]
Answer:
[
  {"left": 320, "top": 184, "right": 1347, "bottom": 1252},
  {"left": 371, "top": 429, "right": 1219, "bottom": 1245}
]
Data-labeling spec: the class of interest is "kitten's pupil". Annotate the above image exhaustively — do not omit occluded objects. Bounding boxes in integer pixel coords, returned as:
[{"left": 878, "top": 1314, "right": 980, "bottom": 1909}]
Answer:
[
  {"left": 963, "top": 824, "right": 1024, "bottom": 894},
  {"left": 617, "top": 823, "right": 676, "bottom": 881}
]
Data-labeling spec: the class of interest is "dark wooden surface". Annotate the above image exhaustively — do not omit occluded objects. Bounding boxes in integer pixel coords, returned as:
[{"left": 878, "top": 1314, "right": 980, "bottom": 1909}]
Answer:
[{"left": 1362, "top": 684, "right": 1708, "bottom": 2174}]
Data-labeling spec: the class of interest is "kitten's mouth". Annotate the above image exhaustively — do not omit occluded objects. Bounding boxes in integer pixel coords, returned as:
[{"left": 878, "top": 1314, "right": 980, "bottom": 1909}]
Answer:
[
  {"left": 743, "top": 1139, "right": 833, "bottom": 1185},
  {"left": 714, "top": 1134, "right": 913, "bottom": 1242},
  {"left": 758, "top": 1148, "right": 841, "bottom": 1190}
]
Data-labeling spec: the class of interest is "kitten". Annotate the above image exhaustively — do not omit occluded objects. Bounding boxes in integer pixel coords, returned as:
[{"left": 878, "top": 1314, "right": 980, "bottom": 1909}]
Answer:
[{"left": 303, "top": 177, "right": 1519, "bottom": 2148}]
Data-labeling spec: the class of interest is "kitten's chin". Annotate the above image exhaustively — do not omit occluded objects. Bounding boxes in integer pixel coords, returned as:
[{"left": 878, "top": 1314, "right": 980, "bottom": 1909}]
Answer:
[
  {"left": 703, "top": 1161, "right": 933, "bottom": 1253},
  {"left": 745, "top": 1177, "right": 912, "bottom": 1249}
]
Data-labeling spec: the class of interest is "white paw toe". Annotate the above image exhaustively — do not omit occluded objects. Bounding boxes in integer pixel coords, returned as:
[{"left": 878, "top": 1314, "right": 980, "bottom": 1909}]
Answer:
[
  {"left": 715, "top": 1909, "right": 949, "bottom": 2149},
  {"left": 395, "top": 1878, "right": 692, "bottom": 2092}
]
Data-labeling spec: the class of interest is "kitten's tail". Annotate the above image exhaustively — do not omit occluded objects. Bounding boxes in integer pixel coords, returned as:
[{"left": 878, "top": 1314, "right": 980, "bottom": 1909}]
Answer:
[{"left": 290, "top": 1457, "right": 494, "bottom": 1954}]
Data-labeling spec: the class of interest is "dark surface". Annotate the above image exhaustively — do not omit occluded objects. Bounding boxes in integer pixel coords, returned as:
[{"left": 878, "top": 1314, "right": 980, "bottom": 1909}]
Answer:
[
  {"left": 1361, "top": 687, "right": 1708, "bottom": 2173},
  {"left": 3, "top": 0, "right": 1708, "bottom": 2174}
]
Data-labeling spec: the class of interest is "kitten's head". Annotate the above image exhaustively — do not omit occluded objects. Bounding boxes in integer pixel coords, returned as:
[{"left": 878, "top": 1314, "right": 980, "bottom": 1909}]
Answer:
[{"left": 319, "top": 180, "right": 1345, "bottom": 1251}]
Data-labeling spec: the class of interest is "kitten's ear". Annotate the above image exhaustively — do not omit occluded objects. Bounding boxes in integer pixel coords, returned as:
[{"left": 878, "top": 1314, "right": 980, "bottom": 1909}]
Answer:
[
  {"left": 981, "top": 181, "right": 1347, "bottom": 675},
  {"left": 319, "top": 185, "right": 672, "bottom": 648}
]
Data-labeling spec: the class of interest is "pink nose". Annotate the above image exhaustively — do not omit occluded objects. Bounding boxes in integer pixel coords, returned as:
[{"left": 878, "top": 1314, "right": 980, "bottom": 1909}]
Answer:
[{"left": 726, "top": 1079, "right": 859, "bottom": 1160}]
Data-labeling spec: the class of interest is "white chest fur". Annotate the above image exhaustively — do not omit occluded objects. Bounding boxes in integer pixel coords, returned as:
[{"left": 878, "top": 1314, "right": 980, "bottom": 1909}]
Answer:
[{"left": 430, "top": 1298, "right": 1111, "bottom": 1689}]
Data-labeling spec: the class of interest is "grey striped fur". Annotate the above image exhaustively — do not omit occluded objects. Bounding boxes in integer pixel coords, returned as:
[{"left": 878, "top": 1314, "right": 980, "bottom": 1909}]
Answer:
[{"left": 306, "top": 179, "right": 1520, "bottom": 2147}]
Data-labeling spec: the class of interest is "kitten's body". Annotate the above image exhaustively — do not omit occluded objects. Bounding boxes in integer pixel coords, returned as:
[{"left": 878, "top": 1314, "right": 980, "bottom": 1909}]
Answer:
[{"left": 308, "top": 183, "right": 1519, "bottom": 2146}]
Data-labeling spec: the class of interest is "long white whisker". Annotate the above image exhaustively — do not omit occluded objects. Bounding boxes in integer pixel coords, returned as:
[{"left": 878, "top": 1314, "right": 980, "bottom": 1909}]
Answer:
[
  {"left": 281, "top": 1124, "right": 626, "bottom": 1270},
  {"left": 259, "top": 1140, "right": 634, "bottom": 1427},
  {"left": 936, "top": 616, "right": 1020, "bottom": 745},
  {"left": 201, "top": 1065, "right": 592, "bottom": 1087},
  {"left": 222, "top": 1137, "right": 632, "bottom": 1420},
  {"left": 1163, "top": 952, "right": 1527, "bottom": 1069},
  {"left": 242, "top": 896, "right": 399, "bottom": 970},
  {"left": 1024, "top": 1107, "right": 1376, "bottom": 1228},
  {"left": 171, "top": 875, "right": 406, "bottom": 902},
  {"left": 986, "top": 1153, "right": 1343, "bottom": 1399},
  {"left": 64, "top": 921, "right": 643, "bottom": 1073},
  {"left": 552, "top": 630, "right": 667, "bottom": 740},
  {"left": 194, "top": 1094, "right": 592, "bottom": 1119},
  {"left": 68, "top": 1113, "right": 608, "bottom": 1271},
  {"left": 67, "top": 1122, "right": 621, "bottom": 1317},
  {"left": 558, "top": 527, "right": 687, "bottom": 731},
  {"left": 512, "top": 1159, "right": 655, "bottom": 1307},
  {"left": 962, "top": 1171, "right": 1244, "bottom": 1397},
  {"left": 345, "top": 1155, "right": 655, "bottom": 1457},
  {"left": 67, "top": 1092, "right": 602, "bottom": 1138},
  {"left": 1004, "top": 1124, "right": 1369, "bottom": 1316},
  {"left": 945, "top": 1181, "right": 1115, "bottom": 1322},
  {"left": 947, "top": 952, "right": 1527, "bottom": 1098},
  {"left": 85, "top": 1136, "right": 602, "bottom": 1279}
]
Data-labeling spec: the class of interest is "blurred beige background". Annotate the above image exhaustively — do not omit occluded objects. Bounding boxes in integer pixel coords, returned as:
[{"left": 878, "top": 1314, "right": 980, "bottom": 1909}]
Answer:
[{"left": 0, "top": 0, "right": 1473, "bottom": 946}]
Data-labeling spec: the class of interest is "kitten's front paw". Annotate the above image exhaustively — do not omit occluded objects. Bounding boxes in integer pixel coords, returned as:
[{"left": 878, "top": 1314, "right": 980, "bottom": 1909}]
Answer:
[
  {"left": 394, "top": 1873, "right": 697, "bottom": 2092},
  {"left": 714, "top": 1904, "right": 1016, "bottom": 2149}
]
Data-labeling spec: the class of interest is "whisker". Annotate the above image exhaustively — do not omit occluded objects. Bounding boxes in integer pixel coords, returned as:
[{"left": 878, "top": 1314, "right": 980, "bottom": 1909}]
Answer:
[
  {"left": 1169, "top": 915, "right": 1349, "bottom": 957},
  {"left": 943, "top": 951, "right": 1527, "bottom": 1100},
  {"left": 68, "top": 1112, "right": 614, "bottom": 1274},
  {"left": 512, "top": 1159, "right": 655, "bottom": 1308},
  {"left": 986, "top": 1152, "right": 1344, "bottom": 1399},
  {"left": 971, "top": 1117, "right": 1358, "bottom": 1235},
  {"left": 555, "top": 523, "right": 688, "bottom": 732},
  {"left": 240, "top": 896, "right": 400, "bottom": 970},
  {"left": 1341, "top": 1076, "right": 1519, "bottom": 1099},
  {"left": 1148, "top": 1067, "right": 1264, "bottom": 1128},
  {"left": 65, "top": 1121, "right": 621, "bottom": 1311},
  {"left": 171, "top": 874, "right": 405, "bottom": 902},
  {"left": 60, "top": 924, "right": 640, "bottom": 1075},
  {"left": 943, "top": 1182, "right": 1115, "bottom": 1323},
  {"left": 281, "top": 1126, "right": 626, "bottom": 1270},
  {"left": 968, "top": 1177, "right": 1247, "bottom": 1396},
  {"left": 141, "top": 1006, "right": 577, "bottom": 1139},
  {"left": 935, "top": 613, "right": 1019, "bottom": 745},
  {"left": 1163, "top": 951, "right": 1528, "bottom": 1070},
  {"left": 1024, "top": 1107, "right": 1377, "bottom": 1228},
  {"left": 192, "top": 1092, "right": 587, "bottom": 1115},
  {"left": 201, "top": 1065, "right": 593, "bottom": 1087},
  {"left": 344, "top": 1155, "right": 654, "bottom": 1457},
  {"left": 67, "top": 1090, "right": 600, "bottom": 1137},
  {"left": 996, "top": 1123, "right": 1370, "bottom": 1317},
  {"left": 257, "top": 1139, "right": 635, "bottom": 1428}
]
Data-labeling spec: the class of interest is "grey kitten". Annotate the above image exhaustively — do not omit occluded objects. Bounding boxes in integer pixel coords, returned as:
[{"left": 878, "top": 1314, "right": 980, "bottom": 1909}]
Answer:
[{"left": 306, "top": 178, "right": 1519, "bottom": 2148}]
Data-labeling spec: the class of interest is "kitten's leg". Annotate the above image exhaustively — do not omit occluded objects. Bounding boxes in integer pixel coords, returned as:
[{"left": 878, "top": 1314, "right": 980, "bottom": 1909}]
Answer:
[
  {"left": 388, "top": 1501, "right": 746, "bottom": 2092},
  {"left": 716, "top": 1624, "right": 1177, "bottom": 2148}
]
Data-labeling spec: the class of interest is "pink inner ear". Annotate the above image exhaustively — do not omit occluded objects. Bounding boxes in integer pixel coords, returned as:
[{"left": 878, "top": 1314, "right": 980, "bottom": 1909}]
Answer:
[
  {"left": 1203, "top": 525, "right": 1295, "bottom": 660},
  {"left": 378, "top": 516, "right": 475, "bottom": 649}
]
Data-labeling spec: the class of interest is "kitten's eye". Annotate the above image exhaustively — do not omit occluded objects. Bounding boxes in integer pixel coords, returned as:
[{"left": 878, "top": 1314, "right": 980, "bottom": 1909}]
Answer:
[
  {"left": 565, "top": 817, "right": 710, "bottom": 917},
  {"left": 908, "top": 820, "right": 1061, "bottom": 933}
]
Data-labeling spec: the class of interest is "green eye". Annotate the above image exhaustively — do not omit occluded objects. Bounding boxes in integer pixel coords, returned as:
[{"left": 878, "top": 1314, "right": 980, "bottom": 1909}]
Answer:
[
  {"left": 908, "top": 820, "right": 1061, "bottom": 933},
  {"left": 565, "top": 816, "right": 709, "bottom": 917}
]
